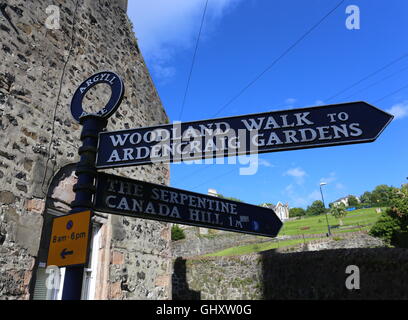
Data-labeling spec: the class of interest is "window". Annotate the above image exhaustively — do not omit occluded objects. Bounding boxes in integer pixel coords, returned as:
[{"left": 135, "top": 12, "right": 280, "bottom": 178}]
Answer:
[
  {"left": 81, "top": 223, "right": 101, "bottom": 300},
  {"left": 32, "top": 264, "right": 65, "bottom": 300}
]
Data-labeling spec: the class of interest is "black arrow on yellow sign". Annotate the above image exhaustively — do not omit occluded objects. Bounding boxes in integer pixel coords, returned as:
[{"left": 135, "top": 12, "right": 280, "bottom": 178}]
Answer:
[{"left": 60, "top": 248, "right": 74, "bottom": 259}]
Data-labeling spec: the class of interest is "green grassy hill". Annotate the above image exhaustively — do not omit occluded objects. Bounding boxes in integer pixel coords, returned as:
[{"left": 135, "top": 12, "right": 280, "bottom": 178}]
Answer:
[
  {"left": 279, "top": 207, "right": 383, "bottom": 237},
  {"left": 205, "top": 207, "right": 384, "bottom": 257}
]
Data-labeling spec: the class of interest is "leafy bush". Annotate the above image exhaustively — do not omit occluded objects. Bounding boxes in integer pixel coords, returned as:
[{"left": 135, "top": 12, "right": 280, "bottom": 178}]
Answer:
[
  {"left": 348, "top": 195, "right": 359, "bottom": 207},
  {"left": 369, "top": 213, "right": 401, "bottom": 244},
  {"left": 306, "top": 200, "right": 326, "bottom": 216},
  {"left": 289, "top": 207, "right": 306, "bottom": 218},
  {"left": 369, "top": 188, "right": 408, "bottom": 246},
  {"left": 171, "top": 225, "right": 186, "bottom": 241}
]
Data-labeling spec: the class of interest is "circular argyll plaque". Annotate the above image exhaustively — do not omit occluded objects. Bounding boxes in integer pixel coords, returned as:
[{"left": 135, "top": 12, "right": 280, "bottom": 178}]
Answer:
[{"left": 70, "top": 71, "right": 124, "bottom": 122}]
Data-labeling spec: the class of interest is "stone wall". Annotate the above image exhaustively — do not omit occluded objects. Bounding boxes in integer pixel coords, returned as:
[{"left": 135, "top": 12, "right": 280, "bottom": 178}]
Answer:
[
  {"left": 172, "top": 227, "right": 384, "bottom": 258},
  {"left": 173, "top": 248, "right": 408, "bottom": 300},
  {"left": 303, "top": 232, "right": 385, "bottom": 251},
  {"left": 172, "top": 227, "right": 272, "bottom": 258},
  {"left": 0, "top": 0, "right": 171, "bottom": 300},
  {"left": 275, "top": 232, "right": 386, "bottom": 253}
]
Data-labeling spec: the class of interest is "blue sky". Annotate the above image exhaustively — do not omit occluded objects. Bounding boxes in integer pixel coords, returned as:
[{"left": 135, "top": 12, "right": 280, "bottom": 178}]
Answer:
[{"left": 128, "top": 0, "right": 408, "bottom": 208}]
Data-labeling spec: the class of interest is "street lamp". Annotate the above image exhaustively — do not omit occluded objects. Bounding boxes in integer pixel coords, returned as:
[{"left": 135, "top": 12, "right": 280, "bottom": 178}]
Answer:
[{"left": 320, "top": 182, "right": 331, "bottom": 236}]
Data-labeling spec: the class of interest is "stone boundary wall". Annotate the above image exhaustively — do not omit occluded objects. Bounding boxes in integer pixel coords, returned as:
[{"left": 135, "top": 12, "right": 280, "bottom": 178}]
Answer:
[
  {"left": 172, "top": 228, "right": 382, "bottom": 258},
  {"left": 172, "top": 248, "right": 408, "bottom": 300},
  {"left": 172, "top": 229, "right": 273, "bottom": 258},
  {"left": 278, "top": 232, "right": 385, "bottom": 253}
]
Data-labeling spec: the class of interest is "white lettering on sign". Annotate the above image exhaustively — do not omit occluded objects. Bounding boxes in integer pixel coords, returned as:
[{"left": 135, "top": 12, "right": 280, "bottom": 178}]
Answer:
[
  {"left": 103, "top": 178, "right": 244, "bottom": 228},
  {"left": 104, "top": 123, "right": 363, "bottom": 164},
  {"left": 106, "top": 179, "right": 239, "bottom": 215},
  {"left": 97, "top": 105, "right": 378, "bottom": 170},
  {"left": 241, "top": 112, "right": 314, "bottom": 130},
  {"left": 79, "top": 73, "right": 116, "bottom": 94}
]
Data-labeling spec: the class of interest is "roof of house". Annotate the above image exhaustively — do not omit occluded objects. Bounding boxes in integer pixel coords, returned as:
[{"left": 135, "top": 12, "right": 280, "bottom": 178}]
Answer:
[
  {"left": 261, "top": 202, "right": 289, "bottom": 210},
  {"left": 333, "top": 195, "right": 359, "bottom": 203}
]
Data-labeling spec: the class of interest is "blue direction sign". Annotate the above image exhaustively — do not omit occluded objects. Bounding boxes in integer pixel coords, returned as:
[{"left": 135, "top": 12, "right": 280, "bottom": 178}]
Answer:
[
  {"left": 94, "top": 173, "right": 283, "bottom": 238},
  {"left": 96, "top": 101, "right": 393, "bottom": 169}
]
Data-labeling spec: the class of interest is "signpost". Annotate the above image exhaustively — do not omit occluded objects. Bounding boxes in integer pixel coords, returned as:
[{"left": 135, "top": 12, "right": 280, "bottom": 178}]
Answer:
[
  {"left": 54, "top": 71, "right": 394, "bottom": 300},
  {"left": 47, "top": 211, "right": 92, "bottom": 267},
  {"left": 94, "top": 172, "right": 283, "bottom": 237},
  {"left": 96, "top": 101, "right": 393, "bottom": 169},
  {"left": 59, "top": 71, "right": 124, "bottom": 300}
]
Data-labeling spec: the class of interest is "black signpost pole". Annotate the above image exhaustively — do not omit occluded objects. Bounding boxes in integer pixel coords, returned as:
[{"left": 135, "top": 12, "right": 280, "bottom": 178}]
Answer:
[
  {"left": 60, "top": 71, "right": 123, "bottom": 300},
  {"left": 61, "top": 115, "right": 107, "bottom": 300}
]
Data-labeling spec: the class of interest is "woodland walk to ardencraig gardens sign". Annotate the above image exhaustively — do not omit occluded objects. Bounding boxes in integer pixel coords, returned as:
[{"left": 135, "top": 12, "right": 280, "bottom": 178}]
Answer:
[
  {"left": 96, "top": 101, "right": 393, "bottom": 169},
  {"left": 73, "top": 71, "right": 392, "bottom": 238}
]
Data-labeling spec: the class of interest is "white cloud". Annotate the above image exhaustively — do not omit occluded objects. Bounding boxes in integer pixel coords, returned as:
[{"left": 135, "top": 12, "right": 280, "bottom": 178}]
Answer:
[
  {"left": 128, "top": 0, "right": 243, "bottom": 80},
  {"left": 320, "top": 172, "right": 337, "bottom": 184},
  {"left": 335, "top": 183, "right": 345, "bottom": 190},
  {"left": 283, "top": 184, "right": 307, "bottom": 207},
  {"left": 257, "top": 158, "right": 274, "bottom": 168},
  {"left": 282, "top": 184, "right": 319, "bottom": 207},
  {"left": 285, "top": 184, "right": 294, "bottom": 193},
  {"left": 386, "top": 101, "right": 408, "bottom": 120},
  {"left": 284, "top": 167, "right": 307, "bottom": 185},
  {"left": 285, "top": 98, "right": 297, "bottom": 105},
  {"left": 152, "top": 64, "right": 176, "bottom": 83},
  {"left": 285, "top": 167, "right": 306, "bottom": 178}
]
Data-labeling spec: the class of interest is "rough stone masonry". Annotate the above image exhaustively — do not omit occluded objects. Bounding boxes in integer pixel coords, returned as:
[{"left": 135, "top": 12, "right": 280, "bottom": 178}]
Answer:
[{"left": 0, "top": 0, "right": 172, "bottom": 300}]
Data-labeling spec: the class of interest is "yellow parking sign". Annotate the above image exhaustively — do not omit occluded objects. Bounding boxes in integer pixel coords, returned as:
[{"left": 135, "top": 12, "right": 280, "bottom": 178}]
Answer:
[{"left": 47, "top": 211, "right": 92, "bottom": 267}]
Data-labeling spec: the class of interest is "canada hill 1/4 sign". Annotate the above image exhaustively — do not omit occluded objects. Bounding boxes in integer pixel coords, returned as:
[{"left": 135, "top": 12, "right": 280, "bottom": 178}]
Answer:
[
  {"left": 96, "top": 101, "right": 393, "bottom": 169},
  {"left": 94, "top": 173, "right": 283, "bottom": 238}
]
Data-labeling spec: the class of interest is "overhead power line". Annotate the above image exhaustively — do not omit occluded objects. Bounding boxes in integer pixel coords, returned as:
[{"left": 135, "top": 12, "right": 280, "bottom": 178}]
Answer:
[
  {"left": 178, "top": 0, "right": 209, "bottom": 121},
  {"left": 174, "top": 0, "right": 347, "bottom": 188},
  {"left": 374, "top": 83, "right": 408, "bottom": 103},
  {"left": 189, "top": 167, "right": 237, "bottom": 191},
  {"left": 342, "top": 64, "right": 408, "bottom": 100},
  {"left": 210, "top": 0, "right": 346, "bottom": 118},
  {"left": 325, "top": 53, "right": 408, "bottom": 103}
]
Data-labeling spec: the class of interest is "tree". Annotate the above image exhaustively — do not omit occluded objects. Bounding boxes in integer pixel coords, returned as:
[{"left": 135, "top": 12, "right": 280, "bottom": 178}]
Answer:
[
  {"left": 171, "top": 225, "right": 186, "bottom": 241},
  {"left": 306, "top": 200, "right": 326, "bottom": 216},
  {"left": 261, "top": 203, "right": 273, "bottom": 207},
  {"left": 369, "top": 187, "right": 408, "bottom": 246},
  {"left": 347, "top": 195, "right": 359, "bottom": 207},
  {"left": 289, "top": 207, "right": 306, "bottom": 218},
  {"left": 218, "top": 194, "right": 243, "bottom": 203},
  {"left": 369, "top": 213, "right": 401, "bottom": 244},
  {"left": 371, "top": 184, "right": 398, "bottom": 207},
  {"left": 360, "top": 191, "right": 372, "bottom": 205},
  {"left": 330, "top": 203, "right": 347, "bottom": 225}
]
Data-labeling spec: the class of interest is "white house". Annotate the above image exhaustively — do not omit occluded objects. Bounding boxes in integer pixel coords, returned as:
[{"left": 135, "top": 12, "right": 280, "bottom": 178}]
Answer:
[
  {"left": 262, "top": 202, "right": 290, "bottom": 221},
  {"left": 331, "top": 195, "right": 360, "bottom": 207}
]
